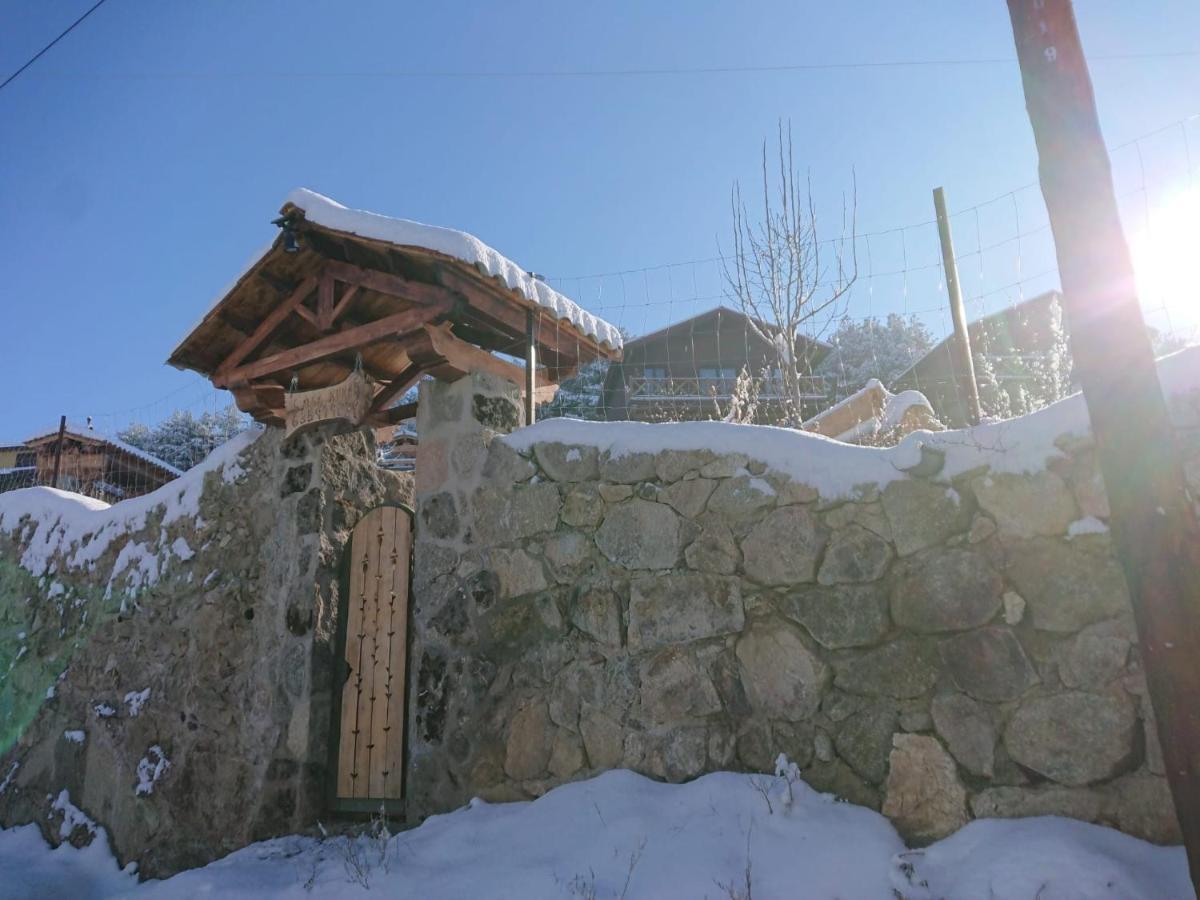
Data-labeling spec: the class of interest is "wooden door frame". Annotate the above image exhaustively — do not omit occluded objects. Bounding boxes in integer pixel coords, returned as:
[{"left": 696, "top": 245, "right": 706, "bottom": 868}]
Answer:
[{"left": 326, "top": 501, "right": 415, "bottom": 817}]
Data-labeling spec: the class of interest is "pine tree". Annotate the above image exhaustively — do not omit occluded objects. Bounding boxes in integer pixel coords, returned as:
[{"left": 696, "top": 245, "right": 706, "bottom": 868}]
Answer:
[
  {"left": 119, "top": 405, "right": 249, "bottom": 471},
  {"left": 818, "top": 313, "right": 934, "bottom": 399}
]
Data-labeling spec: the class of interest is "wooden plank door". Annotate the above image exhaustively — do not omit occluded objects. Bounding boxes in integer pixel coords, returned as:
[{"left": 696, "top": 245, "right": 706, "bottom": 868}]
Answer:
[{"left": 334, "top": 505, "right": 411, "bottom": 808}]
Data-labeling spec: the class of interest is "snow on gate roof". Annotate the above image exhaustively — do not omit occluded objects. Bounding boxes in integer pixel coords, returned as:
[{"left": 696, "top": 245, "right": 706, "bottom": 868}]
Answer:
[{"left": 169, "top": 189, "right": 621, "bottom": 426}]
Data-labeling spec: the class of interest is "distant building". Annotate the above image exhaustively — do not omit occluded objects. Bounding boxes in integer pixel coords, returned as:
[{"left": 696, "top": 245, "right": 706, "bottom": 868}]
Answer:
[
  {"left": 601, "top": 306, "right": 833, "bottom": 422},
  {"left": 0, "top": 443, "right": 37, "bottom": 493},
  {"left": 2, "top": 425, "right": 182, "bottom": 502},
  {"left": 890, "top": 290, "right": 1066, "bottom": 427}
]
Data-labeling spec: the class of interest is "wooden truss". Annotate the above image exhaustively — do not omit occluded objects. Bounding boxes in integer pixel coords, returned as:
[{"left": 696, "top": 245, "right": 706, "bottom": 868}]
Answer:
[{"left": 211, "top": 260, "right": 565, "bottom": 425}]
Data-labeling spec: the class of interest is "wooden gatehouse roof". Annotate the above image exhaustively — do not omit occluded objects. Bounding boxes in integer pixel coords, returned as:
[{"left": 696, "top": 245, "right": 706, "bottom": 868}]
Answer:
[{"left": 169, "top": 189, "right": 622, "bottom": 426}]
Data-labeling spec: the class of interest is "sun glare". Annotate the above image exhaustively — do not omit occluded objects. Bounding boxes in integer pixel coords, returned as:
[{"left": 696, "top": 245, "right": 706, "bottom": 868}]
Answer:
[{"left": 1130, "top": 185, "right": 1200, "bottom": 330}]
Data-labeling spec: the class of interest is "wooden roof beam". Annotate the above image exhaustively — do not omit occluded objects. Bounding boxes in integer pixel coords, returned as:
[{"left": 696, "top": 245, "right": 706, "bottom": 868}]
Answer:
[
  {"left": 323, "top": 259, "right": 458, "bottom": 308},
  {"left": 433, "top": 266, "right": 588, "bottom": 369},
  {"left": 216, "top": 275, "right": 318, "bottom": 377},
  {"left": 213, "top": 297, "right": 453, "bottom": 388}
]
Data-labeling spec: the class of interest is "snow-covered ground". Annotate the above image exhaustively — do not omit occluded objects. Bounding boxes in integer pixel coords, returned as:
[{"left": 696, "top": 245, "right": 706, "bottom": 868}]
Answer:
[{"left": 1, "top": 768, "right": 1188, "bottom": 899}]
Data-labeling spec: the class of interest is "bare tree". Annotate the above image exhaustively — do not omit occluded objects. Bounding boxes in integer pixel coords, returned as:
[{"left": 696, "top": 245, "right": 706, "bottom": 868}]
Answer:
[{"left": 723, "top": 121, "right": 858, "bottom": 425}]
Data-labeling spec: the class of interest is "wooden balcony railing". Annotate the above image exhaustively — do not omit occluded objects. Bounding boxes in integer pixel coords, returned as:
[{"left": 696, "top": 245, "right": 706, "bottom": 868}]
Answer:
[{"left": 627, "top": 374, "right": 833, "bottom": 402}]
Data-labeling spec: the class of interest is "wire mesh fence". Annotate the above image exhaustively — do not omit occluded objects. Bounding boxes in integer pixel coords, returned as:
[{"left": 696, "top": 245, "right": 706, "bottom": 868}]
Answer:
[
  {"left": 3, "top": 115, "right": 1196, "bottom": 502},
  {"left": 536, "top": 112, "right": 1198, "bottom": 434}
]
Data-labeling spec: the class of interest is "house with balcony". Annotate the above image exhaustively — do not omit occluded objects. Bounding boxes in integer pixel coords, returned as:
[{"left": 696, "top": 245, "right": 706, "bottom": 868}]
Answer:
[{"left": 601, "top": 306, "right": 833, "bottom": 422}]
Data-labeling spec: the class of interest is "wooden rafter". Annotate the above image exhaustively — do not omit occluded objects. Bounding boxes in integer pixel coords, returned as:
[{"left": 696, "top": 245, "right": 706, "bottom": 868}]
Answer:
[
  {"left": 213, "top": 298, "right": 453, "bottom": 387},
  {"left": 323, "top": 259, "right": 459, "bottom": 308},
  {"left": 216, "top": 275, "right": 318, "bottom": 376},
  {"left": 317, "top": 272, "right": 335, "bottom": 330},
  {"left": 330, "top": 284, "right": 360, "bottom": 324},
  {"left": 367, "top": 363, "right": 424, "bottom": 416},
  {"left": 434, "top": 266, "right": 590, "bottom": 370}
]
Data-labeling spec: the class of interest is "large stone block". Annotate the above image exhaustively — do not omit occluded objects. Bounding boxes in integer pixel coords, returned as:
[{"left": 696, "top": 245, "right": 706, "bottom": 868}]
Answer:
[
  {"left": 599, "top": 451, "right": 657, "bottom": 484},
  {"left": 561, "top": 483, "right": 605, "bottom": 529},
  {"left": 938, "top": 627, "right": 1038, "bottom": 702},
  {"left": 655, "top": 449, "right": 715, "bottom": 484},
  {"left": 475, "top": 482, "right": 562, "bottom": 544},
  {"left": 684, "top": 514, "right": 739, "bottom": 575},
  {"left": 568, "top": 586, "right": 622, "bottom": 647},
  {"left": 482, "top": 440, "right": 536, "bottom": 485},
  {"left": 504, "top": 699, "right": 553, "bottom": 780},
  {"left": 579, "top": 705, "right": 623, "bottom": 770},
  {"left": 1057, "top": 620, "right": 1132, "bottom": 689},
  {"left": 882, "top": 734, "right": 968, "bottom": 843},
  {"left": 741, "top": 506, "right": 828, "bottom": 586},
  {"left": 638, "top": 647, "right": 723, "bottom": 725},
  {"left": 489, "top": 548, "right": 549, "bottom": 600},
  {"left": 781, "top": 584, "right": 890, "bottom": 650},
  {"left": 1102, "top": 770, "right": 1183, "bottom": 845},
  {"left": 533, "top": 443, "right": 599, "bottom": 482},
  {"left": 881, "top": 480, "right": 965, "bottom": 556},
  {"left": 834, "top": 706, "right": 897, "bottom": 783},
  {"left": 735, "top": 620, "right": 829, "bottom": 720},
  {"left": 628, "top": 574, "right": 744, "bottom": 652},
  {"left": 817, "top": 524, "right": 893, "bottom": 585},
  {"left": 931, "top": 692, "right": 996, "bottom": 778},
  {"left": 1004, "top": 689, "right": 1137, "bottom": 786},
  {"left": 1004, "top": 537, "right": 1131, "bottom": 632},
  {"left": 970, "top": 785, "right": 1103, "bottom": 822},
  {"left": 972, "top": 471, "right": 1077, "bottom": 538},
  {"left": 595, "top": 500, "right": 684, "bottom": 569},
  {"left": 890, "top": 548, "right": 1003, "bottom": 633},
  {"left": 659, "top": 478, "right": 717, "bottom": 519},
  {"left": 707, "top": 474, "right": 777, "bottom": 520},
  {"left": 834, "top": 638, "right": 939, "bottom": 699}
]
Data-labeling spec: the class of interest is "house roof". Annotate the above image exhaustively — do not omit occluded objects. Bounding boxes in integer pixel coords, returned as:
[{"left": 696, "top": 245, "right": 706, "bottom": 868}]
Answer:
[
  {"left": 169, "top": 189, "right": 621, "bottom": 425},
  {"left": 890, "top": 290, "right": 1062, "bottom": 386},
  {"left": 23, "top": 424, "right": 183, "bottom": 478},
  {"left": 621, "top": 305, "right": 833, "bottom": 356}
]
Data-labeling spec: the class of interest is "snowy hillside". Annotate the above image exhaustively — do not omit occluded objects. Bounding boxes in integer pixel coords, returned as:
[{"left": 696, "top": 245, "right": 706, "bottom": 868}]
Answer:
[{"left": 0, "top": 768, "right": 1187, "bottom": 899}]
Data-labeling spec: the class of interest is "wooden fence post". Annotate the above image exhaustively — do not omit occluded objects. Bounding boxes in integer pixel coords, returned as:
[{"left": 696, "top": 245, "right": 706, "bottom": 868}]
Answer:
[
  {"left": 51, "top": 415, "right": 66, "bottom": 489},
  {"left": 525, "top": 308, "right": 537, "bottom": 426},
  {"left": 933, "top": 186, "right": 982, "bottom": 425},
  {"left": 1008, "top": 0, "right": 1200, "bottom": 889}
]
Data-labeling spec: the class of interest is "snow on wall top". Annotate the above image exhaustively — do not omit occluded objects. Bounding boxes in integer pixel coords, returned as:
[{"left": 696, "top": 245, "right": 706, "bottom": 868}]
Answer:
[
  {"left": 0, "top": 430, "right": 258, "bottom": 582},
  {"left": 504, "top": 346, "right": 1200, "bottom": 499},
  {"left": 283, "top": 188, "right": 623, "bottom": 351}
]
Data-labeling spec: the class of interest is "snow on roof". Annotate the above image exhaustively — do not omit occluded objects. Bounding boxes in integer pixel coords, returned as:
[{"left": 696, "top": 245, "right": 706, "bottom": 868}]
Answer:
[
  {"left": 282, "top": 188, "right": 622, "bottom": 351},
  {"left": 505, "top": 346, "right": 1200, "bottom": 499},
  {"left": 22, "top": 422, "right": 184, "bottom": 477},
  {"left": 0, "top": 430, "right": 258, "bottom": 583}
]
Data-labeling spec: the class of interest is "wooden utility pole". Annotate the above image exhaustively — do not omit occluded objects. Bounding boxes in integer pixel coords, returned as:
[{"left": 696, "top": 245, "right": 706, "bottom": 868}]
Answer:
[
  {"left": 1008, "top": 0, "right": 1200, "bottom": 888},
  {"left": 933, "top": 186, "right": 983, "bottom": 425},
  {"left": 50, "top": 415, "right": 66, "bottom": 488},
  {"left": 524, "top": 308, "right": 537, "bottom": 426}
]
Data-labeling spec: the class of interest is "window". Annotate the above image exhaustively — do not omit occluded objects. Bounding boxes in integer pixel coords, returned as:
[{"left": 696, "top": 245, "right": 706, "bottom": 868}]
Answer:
[
  {"left": 643, "top": 366, "right": 667, "bottom": 380},
  {"left": 698, "top": 367, "right": 737, "bottom": 379}
]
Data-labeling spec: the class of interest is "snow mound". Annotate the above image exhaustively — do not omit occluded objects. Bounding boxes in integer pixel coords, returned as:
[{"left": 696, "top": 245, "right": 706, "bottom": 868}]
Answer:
[
  {"left": 283, "top": 188, "right": 622, "bottom": 351},
  {"left": 506, "top": 346, "right": 1200, "bottom": 498},
  {"left": 0, "top": 768, "right": 1187, "bottom": 898},
  {"left": 893, "top": 816, "right": 1187, "bottom": 899}
]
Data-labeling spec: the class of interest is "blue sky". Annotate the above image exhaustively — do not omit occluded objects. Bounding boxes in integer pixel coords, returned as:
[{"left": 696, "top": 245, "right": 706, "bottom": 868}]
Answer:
[{"left": 1, "top": 1, "right": 1197, "bottom": 438}]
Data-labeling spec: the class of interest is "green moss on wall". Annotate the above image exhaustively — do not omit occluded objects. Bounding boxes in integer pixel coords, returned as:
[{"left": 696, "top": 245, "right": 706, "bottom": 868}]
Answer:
[{"left": 0, "top": 558, "right": 118, "bottom": 755}]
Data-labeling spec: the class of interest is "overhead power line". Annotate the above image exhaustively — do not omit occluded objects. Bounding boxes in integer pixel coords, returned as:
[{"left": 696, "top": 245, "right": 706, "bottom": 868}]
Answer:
[
  {"left": 17, "top": 49, "right": 1200, "bottom": 82},
  {"left": 0, "top": 0, "right": 111, "bottom": 93}
]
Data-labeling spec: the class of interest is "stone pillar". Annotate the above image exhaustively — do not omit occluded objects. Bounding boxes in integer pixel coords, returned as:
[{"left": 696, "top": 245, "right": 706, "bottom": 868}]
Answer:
[{"left": 409, "top": 372, "right": 524, "bottom": 817}]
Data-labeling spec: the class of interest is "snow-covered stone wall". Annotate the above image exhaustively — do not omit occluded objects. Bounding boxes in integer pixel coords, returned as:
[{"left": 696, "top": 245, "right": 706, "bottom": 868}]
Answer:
[
  {"left": 409, "top": 357, "right": 1200, "bottom": 848},
  {"left": 0, "top": 427, "right": 410, "bottom": 877}
]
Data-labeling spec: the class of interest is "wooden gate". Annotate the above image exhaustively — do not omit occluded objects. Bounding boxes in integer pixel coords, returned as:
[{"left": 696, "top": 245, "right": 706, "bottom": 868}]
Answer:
[{"left": 331, "top": 504, "right": 412, "bottom": 813}]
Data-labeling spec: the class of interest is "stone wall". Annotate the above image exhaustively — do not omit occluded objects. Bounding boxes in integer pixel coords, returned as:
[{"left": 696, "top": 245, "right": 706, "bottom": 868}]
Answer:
[
  {"left": 409, "top": 372, "right": 1187, "bottom": 847},
  {"left": 0, "top": 427, "right": 410, "bottom": 877}
]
